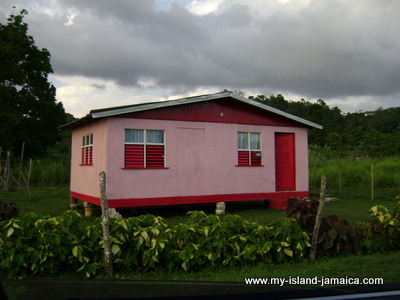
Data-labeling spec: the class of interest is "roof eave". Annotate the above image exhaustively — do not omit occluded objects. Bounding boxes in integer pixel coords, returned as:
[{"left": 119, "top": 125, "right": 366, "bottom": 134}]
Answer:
[
  {"left": 229, "top": 94, "right": 323, "bottom": 130},
  {"left": 58, "top": 91, "right": 323, "bottom": 131},
  {"left": 57, "top": 114, "right": 93, "bottom": 131}
]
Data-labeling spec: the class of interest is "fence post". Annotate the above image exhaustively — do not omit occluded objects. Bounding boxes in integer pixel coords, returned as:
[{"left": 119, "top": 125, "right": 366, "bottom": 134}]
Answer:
[
  {"left": 17, "top": 142, "right": 25, "bottom": 194},
  {"left": 310, "top": 174, "right": 327, "bottom": 262},
  {"left": 100, "top": 171, "right": 113, "bottom": 277},
  {"left": 371, "top": 163, "right": 374, "bottom": 201},
  {"left": 3, "top": 151, "right": 11, "bottom": 191},
  {"left": 338, "top": 162, "right": 342, "bottom": 197}
]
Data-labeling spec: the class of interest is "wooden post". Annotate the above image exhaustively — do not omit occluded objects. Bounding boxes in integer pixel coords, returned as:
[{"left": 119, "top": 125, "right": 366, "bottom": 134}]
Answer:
[
  {"left": 0, "top": 147, "right": 3, "bottom": 189},
  {"left": 310, "top": 174, "right": 327, "bottom": 262},
  {"left": 371, "top": 163, "right": 374, "bottom": 201},
  {"left": 26, "top": 159, "right": 32, "bottom": 195},
  {"left": 100, "top": 171, "right": 113, "bottom": 277},
  {"left": 3, "top": 151, "right": 11, "bottom": 191},
  {"left": 338, "top": 162, "right": 342, "bottom": 197},
  {"left": 17, "top": 142, "right": 25, "bottom": 194},
  {"left": 312, "top": 166, "right": 317, "bottom": 194}
]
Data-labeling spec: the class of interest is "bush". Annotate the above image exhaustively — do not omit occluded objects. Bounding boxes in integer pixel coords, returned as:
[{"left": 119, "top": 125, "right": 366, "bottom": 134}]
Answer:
[
  {"left": 1, "top": 201, "right": 399, "bottom": 279},
  {"left": 356, "top": 201, "right": 400, "bottom": 254},
  {"left": 0, "top": 201, "right": 19, "bottom": 221},
  {"left": 0, "top": 211, "right": 311, "bottom": 278}
]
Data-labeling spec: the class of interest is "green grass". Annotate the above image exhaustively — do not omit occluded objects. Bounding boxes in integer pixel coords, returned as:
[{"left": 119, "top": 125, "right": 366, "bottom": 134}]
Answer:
[
  {"left": 1, "top": 185, "right": 399, "bottom": 224},
  {"left": 0, "top": 186, "right": 70, "bottom": 217},
  {"left": 310, "top": 156, "right": 400, "bottom": 192}
]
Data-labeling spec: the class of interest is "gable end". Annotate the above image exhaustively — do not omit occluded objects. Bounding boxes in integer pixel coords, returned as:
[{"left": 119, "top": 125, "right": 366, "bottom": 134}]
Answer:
[{"left": 117, "top": 97, "right": 308, "bottom": 127}]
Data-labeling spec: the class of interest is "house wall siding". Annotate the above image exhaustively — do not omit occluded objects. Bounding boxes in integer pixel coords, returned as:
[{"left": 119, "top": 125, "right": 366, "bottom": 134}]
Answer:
[
  {"left": 101, "top": 118, "right": 309, "bottom": 204},
  {"left": 70, "top": 119, "right": 108, "bottom": 199}
]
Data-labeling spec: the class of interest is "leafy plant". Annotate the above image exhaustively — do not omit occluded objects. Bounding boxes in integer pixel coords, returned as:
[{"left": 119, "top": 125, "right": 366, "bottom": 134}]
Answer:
[
  {"left": 317, "top": 214, "right": 359, "bottom": 256},
  {"left": 0, "top": 201, "right": 19, "bottom": 221},
  {"left": 392, "top": 199, "right": 400, "bottom": 219},
  {"left": 286, "top": 197, "right": 359, "bottom": 256},
  {"left": 286, "top": 197, "right": 319, "bottom": 231}
]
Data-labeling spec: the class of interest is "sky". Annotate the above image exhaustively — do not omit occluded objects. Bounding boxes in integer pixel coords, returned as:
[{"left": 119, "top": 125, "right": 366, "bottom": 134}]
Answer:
[{"left": 1, "top": 0, "right": 399, "bottom": 118}]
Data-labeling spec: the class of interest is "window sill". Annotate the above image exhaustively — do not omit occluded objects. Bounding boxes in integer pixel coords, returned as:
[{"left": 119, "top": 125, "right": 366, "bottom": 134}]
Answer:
[
  {"left": 235, "top": 165, "right": 264, "bottom": 167},
  {"left": 79, "top": 164, "right": 93, "bottom": 166},
  {"left": 121, "top": 167, "right": 169, "bottom": 170}
]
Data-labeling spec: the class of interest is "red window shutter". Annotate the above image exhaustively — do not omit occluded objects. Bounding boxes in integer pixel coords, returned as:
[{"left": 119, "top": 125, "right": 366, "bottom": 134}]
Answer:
[
  {"left": 238, "top": 151, "right": 250, "bottom": 166},
  {"left": 87, "top": 146, "right": 93, "bottom": 165},
  {"left": 82, "top": 146, "right": 93, "bottom": 165},
  {"left": 146, "top": 145, "right": 164, "bottom": 168},
  {"left": 125, "top": 145, "right": 144, "bottom": 168},
  {"left": 251, "top": 151, "right": 262, "bottom": 166}
]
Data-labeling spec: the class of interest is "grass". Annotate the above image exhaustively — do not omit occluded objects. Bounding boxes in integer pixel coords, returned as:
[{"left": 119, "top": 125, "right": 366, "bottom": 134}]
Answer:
[
  {"left": 1, "top": 184, "right": 399, "bottom": 224},
  {"left": 0, "top": 186, "right": 71, "bottom": 217},
  {"left": 310, "top": 156, "right": 400, "bottom": 192}
]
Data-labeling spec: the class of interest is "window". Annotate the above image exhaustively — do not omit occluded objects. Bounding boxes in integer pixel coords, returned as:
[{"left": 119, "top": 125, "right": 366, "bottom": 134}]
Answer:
[
  {"left": 237, "top": 132, "right": 262, "bottom": 166},
  {"left": 124, "top": 129, "right": 165, "bottom": 168},
  {"left": 81, "top": 134, "right": 93, "bottom": 165}
]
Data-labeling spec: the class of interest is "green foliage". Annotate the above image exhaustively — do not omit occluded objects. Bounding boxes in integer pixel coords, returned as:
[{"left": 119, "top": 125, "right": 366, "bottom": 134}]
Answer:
[
  {"left": 18, "top": 155, "right": 70, "bottom": 186},
  {"left": 0, "top": 9, "right": 66, "bottom": 157},
  {"left": 0, "top": 210, "right": 100, "bottom": 278},
  {"left": 0, "top": 201, "right": 19, "bottom": 221},
  {"left": 0, "top": 211, "right": 311, "bottom": 278},
  {"left": 2, "top": 201, "right": 400, "bottom": 279},
  {"left": 286, "top": 197, "right": 359, "bottom": 256},
  {"left": 356, "top": 202, "right": 400, "bottom": 254},
  {"left": 393, "top": 199, "right": 400, "bottom": 218},
  {"left": 317, "top": 214, "right": 359, "bottom": 256},
  {"left": 309, "top": 155, "right": 400, "bottom": 191}
]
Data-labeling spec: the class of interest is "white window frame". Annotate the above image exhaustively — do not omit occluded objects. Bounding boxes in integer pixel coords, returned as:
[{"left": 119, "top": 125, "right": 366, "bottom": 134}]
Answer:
[
  {"left": 124, "top": 129, "right": 165, "bottom": 168},
  {"left": 81, "top": 133, "right": 93, "bottom": 165},
  {"left": 237, "top": 132, "right": 262, "bottom": 166}
]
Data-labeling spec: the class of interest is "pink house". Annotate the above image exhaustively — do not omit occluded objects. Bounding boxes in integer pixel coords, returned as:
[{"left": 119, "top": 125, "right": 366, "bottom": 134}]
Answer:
[{"left": 59, "top": 91, "right": 322, "bottom": 211}]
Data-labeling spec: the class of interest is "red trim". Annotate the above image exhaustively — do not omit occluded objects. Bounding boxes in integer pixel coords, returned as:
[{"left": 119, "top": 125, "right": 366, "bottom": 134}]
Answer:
[
  {"left": 71, "top": 192, "right": 101, "bottom": 206},
  {"left": 235, "top": 165, "right": 264, "bottom": 167},
  {"left": 121, "top": 167, "right": 169, "bottom": 170},
  {"left": 70, "top": 191, "right": 308, "bottom": 210},
  {"left": 119, "top": 98, "right": 308, "bottom": 128}
]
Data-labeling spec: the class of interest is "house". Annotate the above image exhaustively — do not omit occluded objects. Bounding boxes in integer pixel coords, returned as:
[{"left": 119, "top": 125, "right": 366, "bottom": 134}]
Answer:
[{"left": 59, "top": 91, "right": 322, "bottom": 211}]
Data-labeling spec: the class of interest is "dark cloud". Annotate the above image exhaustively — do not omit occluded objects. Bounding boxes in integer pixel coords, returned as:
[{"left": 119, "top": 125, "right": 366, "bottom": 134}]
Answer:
[
  {"left": 1, "top": 0, "right": 399, "bottom": 112},
  {"left": 92, "top": 83, "right": 106, "bottom": 90}
]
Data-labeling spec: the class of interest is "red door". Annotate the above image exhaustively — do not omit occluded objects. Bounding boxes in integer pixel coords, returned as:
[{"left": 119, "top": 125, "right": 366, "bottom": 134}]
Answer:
[{"left": 275, "top": 133, "right": 295, "bottom": 191}]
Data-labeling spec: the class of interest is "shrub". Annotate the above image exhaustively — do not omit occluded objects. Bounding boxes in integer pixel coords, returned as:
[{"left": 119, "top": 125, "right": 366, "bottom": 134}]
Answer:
[
  {"left": 0, "top": 201, "right": 19, "bottom": 221},
  {"left": 286, "top": 197, "right": 359, "bottom": 256}
]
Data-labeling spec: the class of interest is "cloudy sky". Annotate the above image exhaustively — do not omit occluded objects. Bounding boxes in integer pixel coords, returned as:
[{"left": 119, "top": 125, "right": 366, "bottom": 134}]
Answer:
[{"left": 1, "top": 0, "right": 399, "bottom": 117}]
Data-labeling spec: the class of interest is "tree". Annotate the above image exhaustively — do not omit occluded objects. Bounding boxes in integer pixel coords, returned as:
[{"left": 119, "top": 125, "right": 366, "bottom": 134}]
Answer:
[{"left": 0, "top": 9, "right": 66, "bottom": 156}]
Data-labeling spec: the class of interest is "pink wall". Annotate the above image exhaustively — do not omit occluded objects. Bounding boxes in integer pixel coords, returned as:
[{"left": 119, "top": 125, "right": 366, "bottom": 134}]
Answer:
[
  {"left": 70, "top": 119, "right": 108, "bottom": 199},
  {"left": 71, "top": 117, "right": 309, "bottom": 204},
  {"left": 93, "top": 118, "right": 310, "bottom": 203}
]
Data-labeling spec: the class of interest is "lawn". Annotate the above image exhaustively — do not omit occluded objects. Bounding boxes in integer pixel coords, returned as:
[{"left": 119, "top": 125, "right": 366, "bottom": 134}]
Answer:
[{"left": 2, "top": 184, "right": 399, "bottom": 225}]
